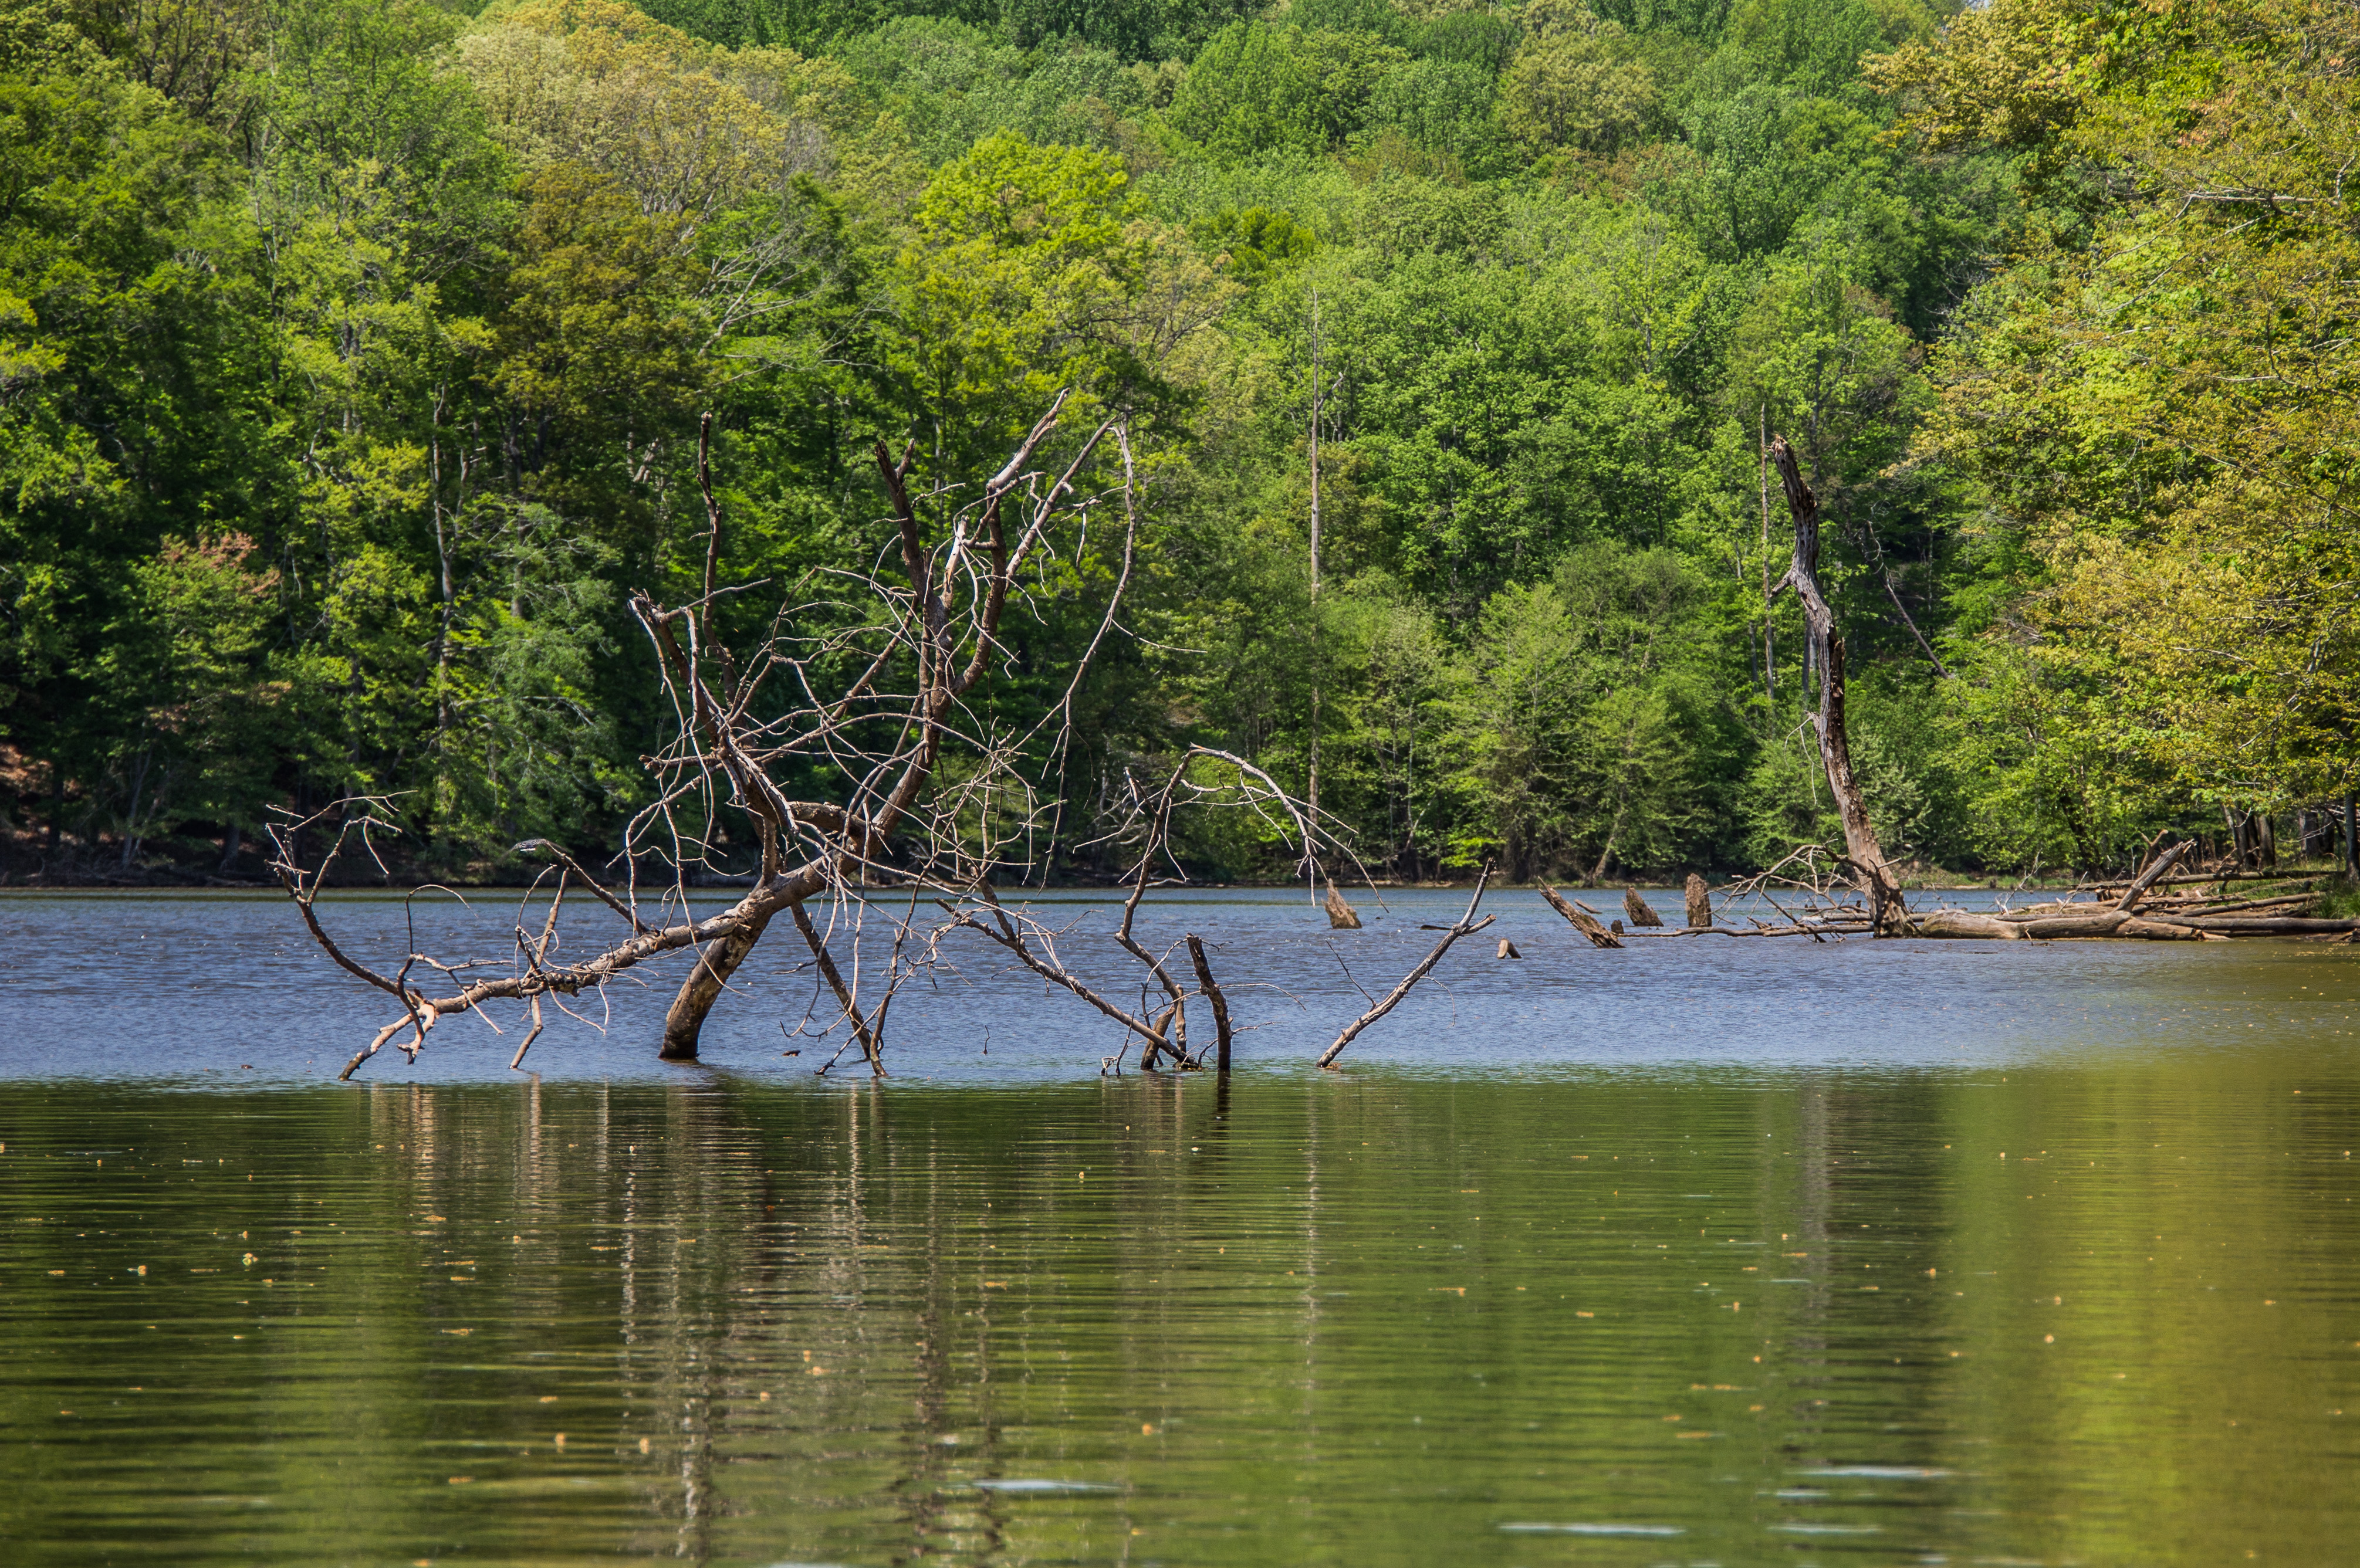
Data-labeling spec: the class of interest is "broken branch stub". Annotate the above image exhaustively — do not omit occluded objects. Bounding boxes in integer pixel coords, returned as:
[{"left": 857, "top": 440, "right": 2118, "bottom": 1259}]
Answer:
[
  {"left": 1622, "top": 887, "right": 1663, "bottom": 928},
  {"left": 1540, "top": 883, "right": 1622, "bottom": 947},
  {"left": 1684, "top": 873, "right": 1712, "bottom": 929}
]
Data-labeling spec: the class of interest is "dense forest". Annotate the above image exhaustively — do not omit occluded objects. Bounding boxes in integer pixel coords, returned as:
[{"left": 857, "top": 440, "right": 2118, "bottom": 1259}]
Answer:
[{"left": 2, "top": 0, "right": 2355, "bottom": 885}]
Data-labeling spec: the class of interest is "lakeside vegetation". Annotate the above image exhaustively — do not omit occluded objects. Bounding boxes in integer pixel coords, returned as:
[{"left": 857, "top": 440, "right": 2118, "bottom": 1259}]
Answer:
[{"left": 4, "top": 0, "right": 2356, "bottom": 886}]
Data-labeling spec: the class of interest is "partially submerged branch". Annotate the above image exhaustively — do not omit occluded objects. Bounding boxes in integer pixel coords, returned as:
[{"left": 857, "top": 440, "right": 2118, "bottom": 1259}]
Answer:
[{"left": 1317, "top": 866, "right": 1495, "bottom": 1069}]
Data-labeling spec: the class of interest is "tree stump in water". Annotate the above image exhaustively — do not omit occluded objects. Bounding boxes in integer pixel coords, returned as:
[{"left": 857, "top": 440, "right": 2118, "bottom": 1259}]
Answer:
[
  {"left": 1622, "top": 887, "right": 1663, "bottom": 927},
  {"left": 1685, "top": 873, "right": 1711, "bottom": 929},
  {"left": 1324, "top": 884, "right": 1362, "bottom": 929},
  {"left": 1497, "top": 937, "right": 1522, "bottom": 959}
]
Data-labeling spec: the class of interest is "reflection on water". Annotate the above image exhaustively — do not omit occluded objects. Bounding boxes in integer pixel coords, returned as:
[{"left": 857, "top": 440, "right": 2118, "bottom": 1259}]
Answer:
[{"left": 4, "top": 1058, "right": 2359, "bottom": 1566}]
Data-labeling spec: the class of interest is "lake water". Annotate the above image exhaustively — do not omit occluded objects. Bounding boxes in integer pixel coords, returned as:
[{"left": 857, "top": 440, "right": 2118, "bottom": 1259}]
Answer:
[{"left": 4, "top": 889, "right": 2359, "bottom": 1565}]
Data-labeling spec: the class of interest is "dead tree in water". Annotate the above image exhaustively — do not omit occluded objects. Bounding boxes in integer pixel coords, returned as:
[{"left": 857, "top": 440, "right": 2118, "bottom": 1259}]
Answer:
[
  {"left": 1766, "top": 436, "right": 1909, "bottom": 936},
  {"left": 270, "top": 399, "right": 1472, "bottom": 1079}
]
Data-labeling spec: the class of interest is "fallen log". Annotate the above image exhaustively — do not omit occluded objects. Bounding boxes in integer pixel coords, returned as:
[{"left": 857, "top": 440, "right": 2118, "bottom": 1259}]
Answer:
[
  {"left": 2118, "top": 917, "right": 2207, "bottom": 940},
  {"left": 2114, "top": 839, "right": 2195, "bottom": 912},
  {"left": 1540, "top": 883, "right": 1622, "bottom": 947},
  {"left": 2021, "top": 910, "right": 2135, "bottom": 939},
  {"left": 1623, "top": 888, "right": 1664, "bottom": 927},
  {"left": 1908, "top": 910, "right": 2027, "bottom": 939},
  {"left": 2170, "top": 916, "right": 2360, "bottom": 936}
]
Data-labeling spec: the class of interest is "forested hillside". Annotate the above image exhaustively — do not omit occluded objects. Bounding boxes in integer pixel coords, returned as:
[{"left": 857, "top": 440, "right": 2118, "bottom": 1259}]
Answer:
[{"left": 4, "top": 0, "right": 2355, "bottom": 884}]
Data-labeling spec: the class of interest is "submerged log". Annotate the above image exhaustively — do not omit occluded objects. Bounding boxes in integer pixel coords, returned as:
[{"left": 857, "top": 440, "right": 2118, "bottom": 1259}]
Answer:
[
  {"left": 1497, "top": 937, "right": 1522, "bottom": 959},
  {"left": 1685, "top": 873, "right": 1712, "bottom": 929},
  {"left": 1622, "top": 887, "right": 1664, "bottom": 927},
  {"left": 1540, "top": 883, "right": 1622, "bottom": 947},
  {"left": 1324, "top": 883, "right": 1362, "bottom": 929}
]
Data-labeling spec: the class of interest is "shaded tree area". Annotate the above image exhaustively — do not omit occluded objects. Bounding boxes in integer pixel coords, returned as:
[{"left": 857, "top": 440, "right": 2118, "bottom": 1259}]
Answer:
[{"left": 5, "top": 0, "right": 2356, "bottom": 886}]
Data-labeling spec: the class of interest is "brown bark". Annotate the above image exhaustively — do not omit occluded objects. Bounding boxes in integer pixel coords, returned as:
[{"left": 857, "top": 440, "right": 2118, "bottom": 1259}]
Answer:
[
  {"left": 1185, "top": 934, "right": 1234, "bottom": 1073},
  {"left": 1622, "top": 887, "right": 1663, "bottom": 927},
  {"left": 1767, "top": 436, "right": 1907, "bottom": 936},
  {"left": 1540, "top": 883, "right": 1622, "bottom": 947},
  {"left": 2114, "top": 839, "right": 2196, "bottom": 912},
  {"left": 1317, "top": 868, "right": 1494, "bottom": 1068},
  {"left": 662, "top": 903, "right": 780, "bottom": 1059},
  {"left": 1324, "top": 883, "right": 1362, "bottom": 929},
  {"left": 1684, "top": 872, "right": 1711, "bottom": 929}
]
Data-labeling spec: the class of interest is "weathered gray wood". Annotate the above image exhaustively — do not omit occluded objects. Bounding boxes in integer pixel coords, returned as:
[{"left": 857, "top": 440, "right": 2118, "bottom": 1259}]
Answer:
[
  {"left": 1540, "top": 883, "right": 1622, "bottom": 947},
  {"left": 1324, "top": 883, "right": 1362, "bottom": 930},
  {"left": 1908, "top": 910, "right": 2027, "bottom": 939},
  {"left": 1623, "top": 887, "right": 1664, "bottom": 927},
  {"left": 1684, "top": 872, "right": 1711, "bottom": 929},
  {"left": 1767, "top": 436, "right": 1908, "bottom": 936},
  {"left": 1185, "top": 934, "right": 1234, "bottom": 1073},
  {"left": 1318, "top": 869, "right": 1494, "bottom": 1068},
  {"left": 2115, "top": 839, "right": 2195, "bottom": 912}
]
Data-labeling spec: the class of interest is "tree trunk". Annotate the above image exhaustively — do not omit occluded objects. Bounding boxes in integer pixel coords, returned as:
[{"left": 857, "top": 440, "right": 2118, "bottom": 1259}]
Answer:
[
  {"left": 2347, "top": 793, "right": 2358, "bottom": 880},
  {"left": 1324, "top": 882, "right": 1362, "bottom": 929},
  {"left": 1767, "top": 436, "right": 1907, "bottom": 936},
  {"left": 1622, "top": 886, "right": 1663, "bottom": 927},
  {"left": 1684, "top": 872, "right": 1712, "bottom": 929},
  {"left": 661, "top": 900, "right": 780, "bottom": 1059}
]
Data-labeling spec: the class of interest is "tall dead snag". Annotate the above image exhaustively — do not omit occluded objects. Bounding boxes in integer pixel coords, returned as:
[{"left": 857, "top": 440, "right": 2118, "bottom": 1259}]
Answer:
[
  {"left": 1766, "top": 436, "right": 1908, "bottom": 936},
  {"left": 1324, "top": 882, "right": 1364, "bottom": 929},
  {"left": 1622, "top": 887, "right": 1663, "bottom": 927},
  {"left": 1684, "top": 873, "right": 1712, "bottom": 929},
  {"left": 1540, "top": 883, "right": 1622, "bottom": 947},
  {"left": 1317, "top": 866, "right": 1495, "bottom": 1068}
]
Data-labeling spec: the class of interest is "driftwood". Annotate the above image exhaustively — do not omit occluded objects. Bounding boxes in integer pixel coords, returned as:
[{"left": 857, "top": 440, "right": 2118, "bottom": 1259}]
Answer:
[
  {"left": 1317, "top": 868, "right": 1495, "bottom": 1068},
  {"left": 1900, "top": 840, "right": 2352, "bottom": 941},
  {"left": 1497, "top": 938, "right": 1522, "bottom": 959},
  {"left": 1684, "top": 873, "right": 1712, "bottom": 929},
  {"left": 1324, "top": 883, "right": 1364, "bottom": 929},
  {"left": 1622, "top": 888, "right": 1663, "bottom": 927},
  {"left": 1540, "top": 883, "right": 1622, "bottom": 947}
]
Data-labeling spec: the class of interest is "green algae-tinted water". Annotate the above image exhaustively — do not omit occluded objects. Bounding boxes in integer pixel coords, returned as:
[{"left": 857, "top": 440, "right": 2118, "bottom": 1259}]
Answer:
[{"left": 5, "top": 1061, "right": 2359, "bottom": 1567}]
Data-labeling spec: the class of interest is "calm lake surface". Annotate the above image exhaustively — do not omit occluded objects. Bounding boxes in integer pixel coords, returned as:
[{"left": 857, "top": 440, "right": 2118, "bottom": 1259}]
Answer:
[{"left": 4, "top": 889, "right": 2359, "bottom": 1565}]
